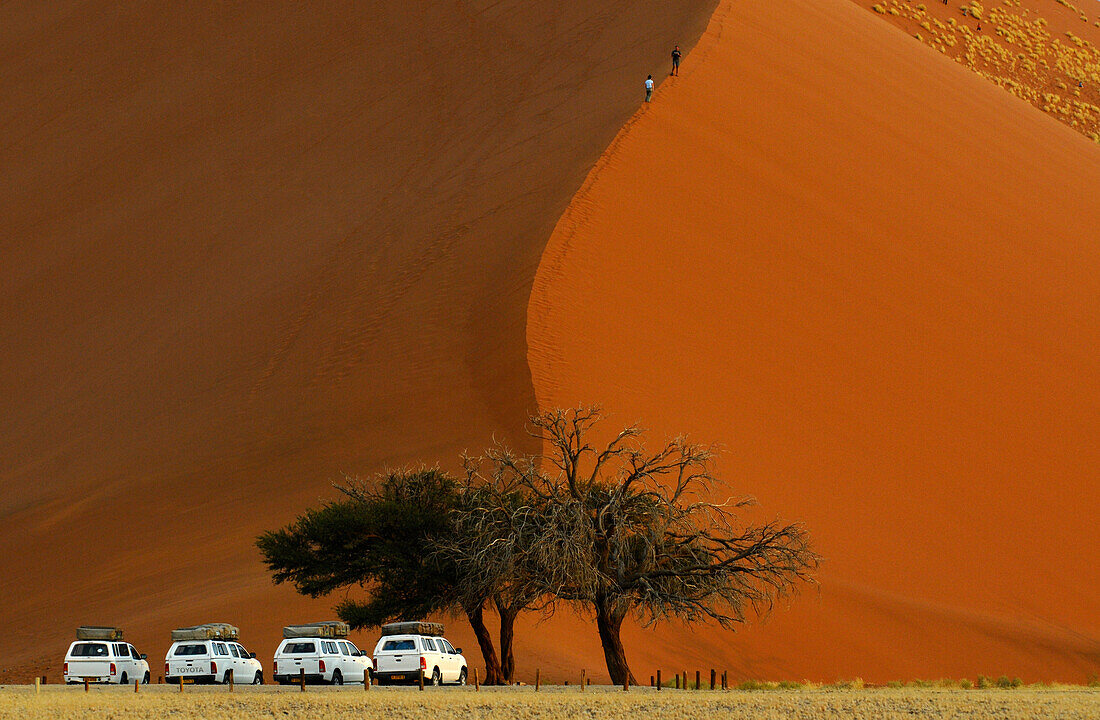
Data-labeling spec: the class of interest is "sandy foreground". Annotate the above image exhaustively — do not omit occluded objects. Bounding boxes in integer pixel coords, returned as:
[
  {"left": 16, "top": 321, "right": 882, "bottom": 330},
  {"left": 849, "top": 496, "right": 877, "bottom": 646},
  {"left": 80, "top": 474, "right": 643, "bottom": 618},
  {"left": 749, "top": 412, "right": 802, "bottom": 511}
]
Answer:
[{"left": 0, "top": 685, "right": 1097, "bottom": 720}]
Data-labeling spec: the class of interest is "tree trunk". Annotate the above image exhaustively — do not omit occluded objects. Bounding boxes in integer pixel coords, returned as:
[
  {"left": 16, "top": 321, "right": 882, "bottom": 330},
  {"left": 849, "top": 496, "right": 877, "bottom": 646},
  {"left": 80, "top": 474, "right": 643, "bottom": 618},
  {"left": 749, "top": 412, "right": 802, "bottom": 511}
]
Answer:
[
  {"left": 495, "top": 597, "right": 519, "bottom": 684},
  {"left": 465, "top": 602, "right": 504, "bottom": 685},
  {"left": 595, "top": 597, "right": 636, "bottom": 686}
]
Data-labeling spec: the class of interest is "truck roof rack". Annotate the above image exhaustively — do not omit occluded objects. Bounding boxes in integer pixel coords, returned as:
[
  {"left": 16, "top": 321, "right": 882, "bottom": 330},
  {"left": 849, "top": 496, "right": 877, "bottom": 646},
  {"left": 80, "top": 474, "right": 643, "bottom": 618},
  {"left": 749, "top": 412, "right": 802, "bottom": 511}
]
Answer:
[
  {"left": 171, "top": 623, "right": 239, "bottom": 641},
  {"left": 283, "top": 621, "right": 349, "bottom": 639},
  {"left": 380, "top": 621, "right": 444, "bottom": 637},
  {"left": 76, "top": 626, "right": 123, "bottom": 641}
]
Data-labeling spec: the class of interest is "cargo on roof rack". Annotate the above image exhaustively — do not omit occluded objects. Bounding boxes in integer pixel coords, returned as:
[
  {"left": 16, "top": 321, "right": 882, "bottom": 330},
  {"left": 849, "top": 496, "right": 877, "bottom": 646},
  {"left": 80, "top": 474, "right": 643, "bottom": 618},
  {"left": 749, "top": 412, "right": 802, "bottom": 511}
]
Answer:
[
  {"left": 76, "top": 626, "right": 123, "bottom": 641},
  {"left": 380, "top": 621, "right": 443, "bottom": 637},
  {"left": 170, "top": 623, "right": 239, "bottom": 641},
  {"left": 283, "top": 621, "right": 349, "bottom": 639}
]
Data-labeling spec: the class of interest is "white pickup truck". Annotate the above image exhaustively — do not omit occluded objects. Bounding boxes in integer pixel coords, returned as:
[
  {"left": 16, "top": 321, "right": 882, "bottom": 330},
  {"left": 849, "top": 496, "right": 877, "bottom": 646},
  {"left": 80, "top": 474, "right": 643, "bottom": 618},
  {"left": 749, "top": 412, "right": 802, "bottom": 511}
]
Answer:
[
  {"left": 272, "top": 621, "right": 370, "bottom": 685},
  {"left": 164, "top": 623, "right": 262, "bottom": 685},
  {"left": 372, "top": 622, "right": 467, "bottom": 686},
  {"left": 64, "top": 627, "right": 150, "bottom": 685}
]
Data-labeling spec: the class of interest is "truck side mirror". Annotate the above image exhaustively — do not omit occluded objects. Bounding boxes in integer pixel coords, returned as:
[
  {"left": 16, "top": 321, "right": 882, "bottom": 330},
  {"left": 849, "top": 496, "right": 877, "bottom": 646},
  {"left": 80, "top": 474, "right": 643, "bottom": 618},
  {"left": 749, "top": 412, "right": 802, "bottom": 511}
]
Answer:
[
  {"left": 249, "top": 652, "right": 257, "bottom": 659},
  {"left": 454, "top": 648, "right": 462, "bottom": 654},
  {"left": 140, "top": 654, "right": 148, "bottom": 660}
]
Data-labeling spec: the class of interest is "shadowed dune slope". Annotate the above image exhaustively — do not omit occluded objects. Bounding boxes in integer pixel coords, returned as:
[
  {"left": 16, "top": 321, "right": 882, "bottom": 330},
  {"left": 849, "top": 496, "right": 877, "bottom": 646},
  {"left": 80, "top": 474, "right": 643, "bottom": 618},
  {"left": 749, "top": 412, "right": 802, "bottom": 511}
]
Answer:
[
  {"left": 528, "top": 0, "right": 1100, "bottom": 682},
  {"left": 0, "top": 0, "right": 717, "bottom": 677}
]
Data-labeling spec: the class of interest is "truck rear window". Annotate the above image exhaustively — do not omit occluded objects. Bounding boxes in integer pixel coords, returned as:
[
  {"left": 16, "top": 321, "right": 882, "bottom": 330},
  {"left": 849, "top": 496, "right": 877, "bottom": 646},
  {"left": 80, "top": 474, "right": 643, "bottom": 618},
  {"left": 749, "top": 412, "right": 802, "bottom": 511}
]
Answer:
[
  {"left": 174, "top": 644, "right": 207, "bottom": 656},
  {"left": 284, "top": 642, "right": 316, "bottom": 654},
  {"left": 381, "top": 639, "right": 416, "bottom": 651},
  {"left": 71, "top": 643, "right": 109, "bottom": 657}
]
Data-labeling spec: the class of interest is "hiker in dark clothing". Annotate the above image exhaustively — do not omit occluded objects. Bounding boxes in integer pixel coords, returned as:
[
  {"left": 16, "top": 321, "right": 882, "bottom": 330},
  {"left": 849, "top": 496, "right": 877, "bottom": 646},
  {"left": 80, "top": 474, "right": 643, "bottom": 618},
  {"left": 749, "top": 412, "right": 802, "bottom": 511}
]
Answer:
[{"left": 671, "top": 45, "right": 682, "bottom": 76}]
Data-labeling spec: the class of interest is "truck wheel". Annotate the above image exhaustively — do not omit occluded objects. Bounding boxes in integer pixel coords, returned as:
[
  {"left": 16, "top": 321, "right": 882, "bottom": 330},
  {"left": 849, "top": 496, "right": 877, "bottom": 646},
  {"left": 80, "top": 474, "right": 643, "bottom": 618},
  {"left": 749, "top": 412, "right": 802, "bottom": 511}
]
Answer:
[
  {"left": 431, "top": 668, "right": 441, "bottom": 686},
  {"left": 143, "top": 672, "right": 150, "bottom": 684},
  {"left": 253, "top": 672, "right": 263, "bottom": 685},
  {"left": 120, "top": 672, "right": 128, "bottom": 685},
  {"left": 458, "top": 668, "right": 467, "bottom": 686},
  {"left": 332, "top": 670, "right": 343, "bottom": 686}
]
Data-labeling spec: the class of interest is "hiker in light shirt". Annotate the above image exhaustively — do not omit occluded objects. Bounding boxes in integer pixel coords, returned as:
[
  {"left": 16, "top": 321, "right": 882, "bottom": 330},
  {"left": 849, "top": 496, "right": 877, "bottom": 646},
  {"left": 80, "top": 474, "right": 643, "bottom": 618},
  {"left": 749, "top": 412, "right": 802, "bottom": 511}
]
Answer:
[{"left": 645, "top": 75, "right": 654, "bottom": 102}]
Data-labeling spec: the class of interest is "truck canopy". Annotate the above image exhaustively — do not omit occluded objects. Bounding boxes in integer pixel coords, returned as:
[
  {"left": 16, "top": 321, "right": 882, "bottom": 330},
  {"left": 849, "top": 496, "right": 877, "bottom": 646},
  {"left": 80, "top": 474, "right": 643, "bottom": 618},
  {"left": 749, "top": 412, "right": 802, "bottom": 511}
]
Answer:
[
  {"left": 171, "top": 623, "right": 239, "bottom": 641},
  {"left": 76, "top": 626, "right": 123, "bottom": 641},
  {"left": 380, "top": 621, "right": 443, "bottom": 637},
  {"left": 283, "top": 621, "right": 349, "bottom": 639}
]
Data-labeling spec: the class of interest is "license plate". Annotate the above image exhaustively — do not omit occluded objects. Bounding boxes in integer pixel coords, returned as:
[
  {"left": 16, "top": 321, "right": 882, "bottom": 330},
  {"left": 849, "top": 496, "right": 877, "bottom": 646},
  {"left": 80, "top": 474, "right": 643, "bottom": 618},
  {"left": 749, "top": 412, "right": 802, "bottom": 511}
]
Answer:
[{"left": 392, "top": 674, "right": 406, "bottom": 680}]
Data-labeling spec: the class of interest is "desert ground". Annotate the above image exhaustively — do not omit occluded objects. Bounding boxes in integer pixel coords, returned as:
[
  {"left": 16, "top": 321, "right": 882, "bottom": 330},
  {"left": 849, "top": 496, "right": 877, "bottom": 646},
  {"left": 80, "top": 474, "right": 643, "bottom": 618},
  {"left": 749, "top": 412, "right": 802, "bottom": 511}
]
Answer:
[
  {"left": 1, "top": 0, "right": 1097, "bottom": 690},
  {"left": 1, "top": 685, "right": 1098, "bottom": 720}
]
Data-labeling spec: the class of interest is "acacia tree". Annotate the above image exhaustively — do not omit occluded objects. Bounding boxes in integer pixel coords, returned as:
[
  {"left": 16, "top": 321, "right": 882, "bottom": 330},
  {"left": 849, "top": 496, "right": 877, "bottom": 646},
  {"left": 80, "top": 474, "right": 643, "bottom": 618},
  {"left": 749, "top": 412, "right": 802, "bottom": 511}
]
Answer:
[
  {"left": 483, "top": 407, "right": 819, "bottom": 685},
  {"left": 441, "top": 455, "right": 546, "bottom": 683},
  {"left": 256, "top": 468, "right": 509, "bottom": 684}
]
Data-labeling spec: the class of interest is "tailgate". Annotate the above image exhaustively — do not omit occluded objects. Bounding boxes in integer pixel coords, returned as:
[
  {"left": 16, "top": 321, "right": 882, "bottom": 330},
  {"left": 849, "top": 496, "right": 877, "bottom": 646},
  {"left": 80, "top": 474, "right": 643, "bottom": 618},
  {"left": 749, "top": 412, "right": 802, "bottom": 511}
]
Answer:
[
  {"left": 170, "top": 657, "right": 213, "bottom": 676},
  {"left": 69, "top": 659, "right": 111, "bottom": 678},
  {"left": 277, "top": 653, "right": 321, "bottom": 676},
  {"left": 375, "top": 649, "right": 419, "bottom": 674}
]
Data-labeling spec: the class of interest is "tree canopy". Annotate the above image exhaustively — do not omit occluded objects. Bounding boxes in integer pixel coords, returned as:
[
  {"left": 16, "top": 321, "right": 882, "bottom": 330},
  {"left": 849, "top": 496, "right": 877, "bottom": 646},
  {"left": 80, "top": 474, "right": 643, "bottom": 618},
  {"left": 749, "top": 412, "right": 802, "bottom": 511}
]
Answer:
[{"left": 257, "top": 408, "right": 818, "bottom": 686}]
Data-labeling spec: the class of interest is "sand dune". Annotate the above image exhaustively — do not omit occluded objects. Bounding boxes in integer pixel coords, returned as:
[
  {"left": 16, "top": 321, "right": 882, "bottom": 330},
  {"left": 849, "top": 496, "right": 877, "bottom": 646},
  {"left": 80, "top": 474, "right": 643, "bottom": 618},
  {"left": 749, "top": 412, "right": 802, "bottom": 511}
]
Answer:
[
  {"left": 3, "top": 0, "right": 1098, "bottom": 685},
  {"left": 0, "top": 0, "right": 716, "bottom": 679},
  {"left": 528, "top": 0, "right": 1100, "bottom": 682}
]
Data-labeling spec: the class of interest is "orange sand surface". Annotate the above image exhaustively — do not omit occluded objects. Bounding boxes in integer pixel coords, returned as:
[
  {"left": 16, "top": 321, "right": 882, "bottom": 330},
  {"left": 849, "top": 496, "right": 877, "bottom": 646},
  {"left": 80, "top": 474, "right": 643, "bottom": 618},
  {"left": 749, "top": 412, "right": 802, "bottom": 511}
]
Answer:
[
  {"left": 856, "top": 0, "right": 1100, "bottom": 141},
  {"left": 0, "top": 0, "right": 715, "bottom": 681},
  {"left": 528, "top": 0, "right": 1100, "bottom": 683},
  {"left": 3, "top": 0, "right": 1099, "bottom": 686}
]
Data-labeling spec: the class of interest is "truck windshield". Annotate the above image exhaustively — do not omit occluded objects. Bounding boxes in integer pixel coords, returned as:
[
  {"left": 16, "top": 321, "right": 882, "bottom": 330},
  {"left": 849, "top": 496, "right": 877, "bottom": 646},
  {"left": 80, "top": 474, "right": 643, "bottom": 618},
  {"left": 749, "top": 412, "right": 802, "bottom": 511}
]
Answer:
[
  {"left": 382, "top": 639, "right": 416, "bottom": 651},
  {"left": 71, "top": 643, "right": 109, "bottom": 657}
]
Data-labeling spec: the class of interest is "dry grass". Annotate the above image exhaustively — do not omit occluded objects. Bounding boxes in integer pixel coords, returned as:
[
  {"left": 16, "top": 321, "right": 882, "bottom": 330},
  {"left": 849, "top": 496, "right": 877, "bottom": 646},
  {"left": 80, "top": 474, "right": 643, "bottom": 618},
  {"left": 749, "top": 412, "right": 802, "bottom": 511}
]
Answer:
[
  {"left": 864, "top": 0, "right": 1100, "bottom": 142},
  {"left": 0, "top": 685, "right": 1097, "bottom": 720}
]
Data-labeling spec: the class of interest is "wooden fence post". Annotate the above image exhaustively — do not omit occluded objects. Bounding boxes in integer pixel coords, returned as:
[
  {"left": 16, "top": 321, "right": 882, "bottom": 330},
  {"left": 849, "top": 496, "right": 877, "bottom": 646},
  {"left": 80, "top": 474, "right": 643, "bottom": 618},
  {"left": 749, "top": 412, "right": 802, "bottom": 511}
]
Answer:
[
  {"left": 623, "top": 674, "right": 629, "bottom": 692},
  {"left": 710, "top": 669, "right": 716, "bottom": 690},
  {"left": 228, "top": 669, "right": 233, "bottom": 691},
  {"left": 474, "top": 668, "right": 479, "bottom": 691},
  {"left": 581, "top": 668, "right": 586, "bottom": 691},
  {"left": 365, "top": 670, "right": 371, "bottom": 690},
  {"left": 683, "top": 670, "right": 687, "bottom": 690},
  {"left": 34, "top": 677, "right": 39, "bottom": 695},
  {"left": 418, "top": 668, "right": 424, "bottom": 691},
  {"left": 84, "top": 678, "right": 90, "bottom": 693},
  {"left": 299, "top": 668, "right": 306, "bottom": 692},
  {"left": 535, "top": 668, "right": 541, "bottom": 691},
  {"left": 657, "top": 669, "right": 662, "bottom": 691},
  {"left": 675, "top": 673, "right": 680, "bottom": 690},
  {"left": 179, "top": 677, "right": 184, "bottom": 693},
  {"left": 695, "top": 670, "right": 700, "bottom": 690}
]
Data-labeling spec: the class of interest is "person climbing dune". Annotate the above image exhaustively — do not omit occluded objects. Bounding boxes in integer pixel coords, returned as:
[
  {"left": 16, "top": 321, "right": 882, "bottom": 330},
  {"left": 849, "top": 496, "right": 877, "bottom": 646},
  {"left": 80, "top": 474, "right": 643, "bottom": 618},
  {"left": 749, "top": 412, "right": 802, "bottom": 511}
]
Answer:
[
  {"left": 671, "top": 45, "right": 682, "bottom": 76},
  {"left": 645, "top": 75, "right": 654, "bottom": 102}
]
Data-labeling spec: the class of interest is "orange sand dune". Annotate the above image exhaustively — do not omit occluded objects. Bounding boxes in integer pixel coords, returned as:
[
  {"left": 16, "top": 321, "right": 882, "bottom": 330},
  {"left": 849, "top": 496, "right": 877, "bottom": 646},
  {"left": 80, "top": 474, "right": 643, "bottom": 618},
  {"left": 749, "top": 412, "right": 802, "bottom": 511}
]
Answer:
[
  {"left": 3, "top": 0, "right": 1099, "bottom": 685},
  {"left": 528, "top": 0, "right": 1100, "bottom": 683},
  {"left": 0, "top": 0, "right": 716, "bottom": 679}
]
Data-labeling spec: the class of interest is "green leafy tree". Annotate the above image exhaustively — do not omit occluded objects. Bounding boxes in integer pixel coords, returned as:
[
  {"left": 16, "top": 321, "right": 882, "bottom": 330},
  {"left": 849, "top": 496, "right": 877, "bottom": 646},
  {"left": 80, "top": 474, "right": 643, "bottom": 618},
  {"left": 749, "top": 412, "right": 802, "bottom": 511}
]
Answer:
[{"left": 256, "top": 468, "right": 508, "bottom": 684}]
